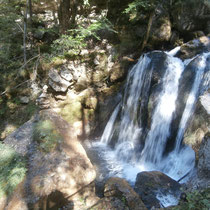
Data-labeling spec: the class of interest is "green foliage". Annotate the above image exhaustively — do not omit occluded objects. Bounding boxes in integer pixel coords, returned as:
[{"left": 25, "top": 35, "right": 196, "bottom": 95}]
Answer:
[
  {"left": 0, "top": 0, "right": 24, "bottom": 71},
  {"left": 124, "top": 0, "right": 154, "bottom": 14},
  {"left": 33, "top": 119, "right": 62, "bottom": 153},
  {"left": 51, "top": 18, "right": 116, "bottom": 57},
  {"left": 174, "top": 188, "right": 210, "bottom": 210},
  {"left": 0, "top": 142, "right": 27, "bottom": 197},
  {"left": 123, "top": 0, "right": 159, "bottom": 22}
]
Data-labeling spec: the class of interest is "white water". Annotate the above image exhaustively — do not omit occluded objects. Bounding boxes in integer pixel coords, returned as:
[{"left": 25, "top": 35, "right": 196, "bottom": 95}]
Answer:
[
  {"left": 141, "top": 56, "right": 184, "bottom": 164},
  {"left": 175, "top": 53, "right": 210, "bottom": 151},
  {"left": 100, "top": 103, "right": 121, "bottom": 144}
]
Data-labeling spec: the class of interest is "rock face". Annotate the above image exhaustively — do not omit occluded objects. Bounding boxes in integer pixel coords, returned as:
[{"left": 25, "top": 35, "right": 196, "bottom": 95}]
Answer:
[
  {"left": 172, "top": 1, "right": 210, "bottom": 34},
  {"left": 183, "top": 91, "right": 210, "bottom": 158},
  {"left": 134, "top": 171, "right": 181, "bottom": 209},
  {"left": 4, "top": 110, "right": 96, "bottom": 209},
  {"left": 198, "top": 134, "right": 210, "bottom": 179}
]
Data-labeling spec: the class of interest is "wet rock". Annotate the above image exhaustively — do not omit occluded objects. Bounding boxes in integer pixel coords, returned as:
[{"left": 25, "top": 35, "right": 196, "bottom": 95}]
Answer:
[
  {"left": 183, "top": 91, "right": 210, "bottom": 158},
  {"left": 178, "top": 36, "right": 210, "bottom": 59},
  {"left": 104, "top": 177, "right": 147, "bottom": 210},
  {"left": 48, "top": 68, "right": 71, "bottom": 92},
  {"left": 168, "top": 53, "right": 210, "bottom": 152},
  {"left": 198, "top": 134, "right": 210, "bottom": 179},
  {"left": 134, "top": 171, "right": 181, "bottom": 209}
]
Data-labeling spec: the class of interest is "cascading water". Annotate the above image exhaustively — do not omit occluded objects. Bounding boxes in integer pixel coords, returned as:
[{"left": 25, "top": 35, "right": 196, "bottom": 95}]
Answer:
[
  {"left": 86, "top": 49, "right": 210, "bottom": 206},
  {"left": 141, "top": 56, "right": 184, "bottom": 164},
  {"left": 175, "top": 53, "right": 210, "bottom": 152}
]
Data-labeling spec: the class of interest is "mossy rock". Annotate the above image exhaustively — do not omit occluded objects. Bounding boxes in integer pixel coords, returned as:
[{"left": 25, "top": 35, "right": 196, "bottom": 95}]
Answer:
[
  {"left": 59, "top": 100, "right": 82, "bottom": 124},
  {"left": 33, "top": 119, "right": 63, "bottom": 153}
]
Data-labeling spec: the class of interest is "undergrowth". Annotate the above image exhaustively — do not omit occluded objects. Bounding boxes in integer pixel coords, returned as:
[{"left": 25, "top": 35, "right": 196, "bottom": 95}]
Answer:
[
  {"left": 0, "top": 143, "right": 27, "bottom": 198},
  {"left": 174, "top": 188, "right": 210, "bottom": 210}
]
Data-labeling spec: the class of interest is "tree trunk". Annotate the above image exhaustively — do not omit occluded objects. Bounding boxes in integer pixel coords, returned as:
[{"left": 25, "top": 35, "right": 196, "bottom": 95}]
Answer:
[
  {"left": 23, "top": 0, "right": 28, "bottom": 64},
  {"left": 29, "top": 0, "right": 32, "bottom": 20},
  {"left": 58, "top": 0, "right": 71, "bottom": 33},
  {"left": 140, "top": 10, "right": 155, "bottom": 53}
]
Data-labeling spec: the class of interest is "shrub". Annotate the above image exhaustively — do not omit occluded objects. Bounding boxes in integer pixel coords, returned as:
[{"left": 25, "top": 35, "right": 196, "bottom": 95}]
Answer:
[{"left": 51, "top": 17, "right": 116, "bottom": 57}]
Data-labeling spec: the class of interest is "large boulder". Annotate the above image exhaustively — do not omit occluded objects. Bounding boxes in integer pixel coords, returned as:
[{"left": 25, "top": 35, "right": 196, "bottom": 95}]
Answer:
[
  {"left": 134, "top": 171, "right": 181, "bottom": 209},
  {"left": 4, "top": 110, "right": 96, "bottom": 209},
  {"left": 104, "top": 177, "right": 147, "bottom": 210}
]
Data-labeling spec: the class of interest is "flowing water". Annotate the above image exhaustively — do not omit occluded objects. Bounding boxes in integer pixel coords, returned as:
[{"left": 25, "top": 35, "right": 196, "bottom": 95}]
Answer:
[{"left": 85, "top": 50, "right": 210, "bottom": 206}]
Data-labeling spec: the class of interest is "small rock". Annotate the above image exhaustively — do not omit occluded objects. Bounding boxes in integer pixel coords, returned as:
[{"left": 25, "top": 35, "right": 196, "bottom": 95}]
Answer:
[
  {"left": 19, "top": 96, "right": 30, "bottom": 104},
  {"left": 49, "top": 69, "right": 71, "bottom": 92}
]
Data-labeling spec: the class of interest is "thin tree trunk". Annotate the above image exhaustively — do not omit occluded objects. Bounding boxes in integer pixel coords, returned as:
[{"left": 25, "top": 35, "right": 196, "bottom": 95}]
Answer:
[
  {"left": 29, "top": 0, "right": 32, "bottom": 20},
  {"left": 140, "top": 11, "right": 155, "bottom": 53},
  {"left": 23, "top": 0, "right": 28, "bottom": 64},
  {"left": 58, "top": 0, "right": 71, "bottom": 33}
]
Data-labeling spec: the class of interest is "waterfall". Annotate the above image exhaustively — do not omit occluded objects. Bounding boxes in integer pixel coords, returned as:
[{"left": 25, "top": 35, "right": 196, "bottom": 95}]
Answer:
[
  {"left": 88, "top": 50, "right": 209, "bottom": 184},
  {"left": 100, "top": 103, "right": 121, "bottom": 144},
  {"left": 141, "top": 56, "right": 184, "bottom": 164}
]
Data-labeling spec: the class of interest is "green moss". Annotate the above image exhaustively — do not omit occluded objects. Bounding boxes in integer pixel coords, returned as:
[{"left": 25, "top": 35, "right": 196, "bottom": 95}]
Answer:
[
  {"left": 60, "top": 101, "right": 82, "bottom": 124},
  {"left": 33, "top": 119, "right": 62, "bottom": 153},
  {"left": 0, "top": 143, "right": 27, "bottom": 198}
]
